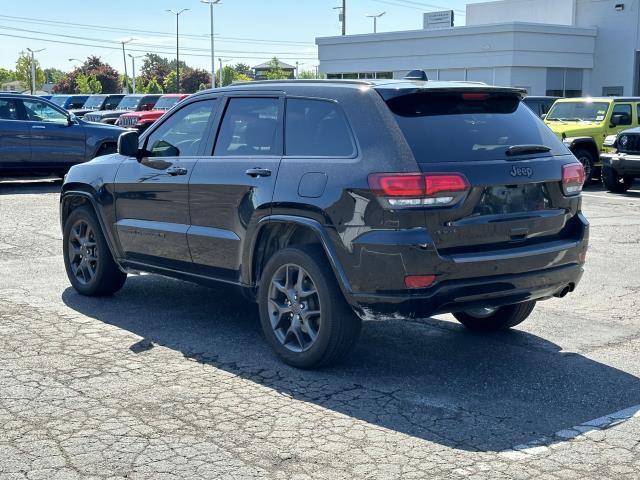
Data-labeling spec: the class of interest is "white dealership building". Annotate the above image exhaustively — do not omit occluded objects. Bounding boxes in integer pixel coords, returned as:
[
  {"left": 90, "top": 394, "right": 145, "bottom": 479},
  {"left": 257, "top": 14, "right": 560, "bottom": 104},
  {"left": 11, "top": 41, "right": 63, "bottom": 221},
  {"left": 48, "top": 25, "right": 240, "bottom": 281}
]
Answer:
[{"left": 316, "top": 0, "right": 640, "bottom": 97}]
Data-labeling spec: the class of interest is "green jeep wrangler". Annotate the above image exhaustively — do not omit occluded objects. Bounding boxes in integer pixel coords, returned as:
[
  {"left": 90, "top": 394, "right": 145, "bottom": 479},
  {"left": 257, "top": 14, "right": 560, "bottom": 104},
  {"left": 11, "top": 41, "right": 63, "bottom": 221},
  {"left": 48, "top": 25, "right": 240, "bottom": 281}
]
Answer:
[{"left": 544, "top": 97, "right": 640, "bottom": 184}]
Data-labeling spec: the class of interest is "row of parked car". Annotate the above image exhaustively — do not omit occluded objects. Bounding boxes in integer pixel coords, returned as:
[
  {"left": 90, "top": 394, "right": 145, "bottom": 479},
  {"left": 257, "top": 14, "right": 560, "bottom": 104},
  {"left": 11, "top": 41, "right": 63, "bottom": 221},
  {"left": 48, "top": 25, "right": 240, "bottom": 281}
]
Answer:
[
  {"left": 44, "top": 93, "right": 189, "bottom": 132},
  {"left": 523, "top": 95, "right": 640, "bottom": 193}
]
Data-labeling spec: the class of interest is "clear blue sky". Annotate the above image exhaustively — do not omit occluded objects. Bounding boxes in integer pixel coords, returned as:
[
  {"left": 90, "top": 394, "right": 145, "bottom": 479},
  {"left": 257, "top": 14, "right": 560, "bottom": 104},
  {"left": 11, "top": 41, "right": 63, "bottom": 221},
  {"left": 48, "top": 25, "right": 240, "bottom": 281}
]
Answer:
[{"left": 0, "top": 0, "right": 484, "bottom": 74}]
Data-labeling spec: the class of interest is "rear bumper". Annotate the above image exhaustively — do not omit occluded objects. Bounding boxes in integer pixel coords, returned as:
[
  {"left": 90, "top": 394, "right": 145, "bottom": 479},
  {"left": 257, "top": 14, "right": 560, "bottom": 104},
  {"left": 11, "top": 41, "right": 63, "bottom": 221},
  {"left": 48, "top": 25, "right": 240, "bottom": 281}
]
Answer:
[
  {"left": 601, "top": 153, "right": 640, "bottom": 176},
  {"left": 348, "top": 263, "right": 583, "bottom": 319}
]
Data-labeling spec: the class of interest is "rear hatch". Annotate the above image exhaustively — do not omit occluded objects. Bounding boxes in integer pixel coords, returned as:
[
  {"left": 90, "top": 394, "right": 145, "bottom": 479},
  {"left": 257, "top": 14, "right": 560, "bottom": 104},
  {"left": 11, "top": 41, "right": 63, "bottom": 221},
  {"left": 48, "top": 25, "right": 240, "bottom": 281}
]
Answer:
[{"left": 377, "top": 87, "right": 584, "bottom": 256}]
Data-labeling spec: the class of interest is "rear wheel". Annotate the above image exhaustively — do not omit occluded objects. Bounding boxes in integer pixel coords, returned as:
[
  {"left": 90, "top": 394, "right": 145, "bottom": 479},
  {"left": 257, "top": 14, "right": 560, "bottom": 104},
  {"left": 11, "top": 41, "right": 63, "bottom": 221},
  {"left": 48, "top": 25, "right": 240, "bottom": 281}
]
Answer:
[
  {"left": 453, "top": 301, "right": 536, "bottom": 331},
  {"left": 258, "top": 246, "right": 361, "bottom": 369},
  {"left": 602, "top": 166, "right": 633, "bottom": 193},
  {"left": 63, "top": 205, "right": 127, "bottom": 296},
  {"left": 573, "top": 149, "right": 595, "bottom": 185}
]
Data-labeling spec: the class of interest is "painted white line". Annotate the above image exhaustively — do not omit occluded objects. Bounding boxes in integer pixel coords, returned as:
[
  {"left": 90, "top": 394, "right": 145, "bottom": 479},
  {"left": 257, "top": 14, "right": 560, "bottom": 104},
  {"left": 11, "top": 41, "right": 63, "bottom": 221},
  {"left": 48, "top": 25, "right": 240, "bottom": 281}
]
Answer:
[
  {"left": 582, "top": 193, "right": 640, "bottom": 202},
  {"left": 500, "top": 404, "right": 640, "bottom": 460}
]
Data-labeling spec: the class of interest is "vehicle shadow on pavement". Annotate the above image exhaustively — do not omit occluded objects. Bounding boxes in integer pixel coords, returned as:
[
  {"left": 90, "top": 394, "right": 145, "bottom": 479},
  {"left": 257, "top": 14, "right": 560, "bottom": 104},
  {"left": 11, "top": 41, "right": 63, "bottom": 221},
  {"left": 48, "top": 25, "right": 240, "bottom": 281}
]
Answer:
[
  {"left": 0, "top": 179, "right": 62, "bottom": 195},
  {"left": 62, "top": 274, "right": 640, "bottom": 453}
]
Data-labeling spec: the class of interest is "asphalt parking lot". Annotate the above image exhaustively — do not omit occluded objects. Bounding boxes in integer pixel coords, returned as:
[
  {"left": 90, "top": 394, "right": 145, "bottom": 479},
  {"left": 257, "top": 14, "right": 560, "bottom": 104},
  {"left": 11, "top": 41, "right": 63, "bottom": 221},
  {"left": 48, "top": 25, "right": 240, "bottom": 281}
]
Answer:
[{"left": 1, "top": 178, "right": 640, "bottom": 479}]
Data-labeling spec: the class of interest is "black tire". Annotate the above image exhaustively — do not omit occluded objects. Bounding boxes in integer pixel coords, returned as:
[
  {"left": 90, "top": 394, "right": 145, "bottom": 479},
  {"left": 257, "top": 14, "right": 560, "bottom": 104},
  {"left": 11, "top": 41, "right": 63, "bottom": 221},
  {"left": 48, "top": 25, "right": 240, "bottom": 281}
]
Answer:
[
  {"left": 602, "top": 166, "right": 633, "bottom": 193},
  {"left": 453, "top": 301, "right": 536, "bottom": 332},
  {"left": 572, "top": 149, "right": 595, "bottom": 185},
  {"left": 95, "top": 143, "right": 117, "bottom": 157},
  {"left": 258, "top": 246, "right": 361, "bottom": 369},
  {"left": 63, "top": 205, "right": 127, "bottom": 296}
]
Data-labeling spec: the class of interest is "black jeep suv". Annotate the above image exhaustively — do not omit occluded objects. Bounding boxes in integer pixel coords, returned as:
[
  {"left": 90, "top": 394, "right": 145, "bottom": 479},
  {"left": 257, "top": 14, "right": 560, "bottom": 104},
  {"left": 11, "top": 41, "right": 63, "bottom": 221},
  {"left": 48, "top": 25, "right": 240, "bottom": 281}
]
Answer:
[
  {"left": 601, "top": 128, "right": 640, "bottom": 193},
  {"left": 60, "top": 79, "right": 589, "bottom": 368}
]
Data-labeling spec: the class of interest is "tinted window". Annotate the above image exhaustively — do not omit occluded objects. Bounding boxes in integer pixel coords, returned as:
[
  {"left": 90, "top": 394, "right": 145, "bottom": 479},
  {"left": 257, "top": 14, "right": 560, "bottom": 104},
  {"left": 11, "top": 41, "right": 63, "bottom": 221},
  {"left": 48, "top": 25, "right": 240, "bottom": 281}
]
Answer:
[
  {"left": 22, "top": 99, "right": 68, "bottom": 124},
  {"left": 68, "top": 98, "right": 87, "bottom": 109},
  {"left": 83, "top": 95, "right": 106, "bottom": 109},
  {"left": 145, "top": 100, "right": 217, "bottom": 158},
  {"left": 285, "top": 99, "right": 354, "bottom": 157},
  {"left": 0, "top": 99, "right": 19, "bottom": 120},
  {"left": 387, "top": 92, "right": 567, "bottom": 162},
  {"left": 104, "top": 97, "right": 122, "bottom": 110},
  {"left": 612, "top": 104, "right": 632, "bottom": 125},
  {"left": 118, "top": 96, "right": 143, "bottom": 110},
  {"left": 214, "top": 98, "right": 280, "bottom": 156}
]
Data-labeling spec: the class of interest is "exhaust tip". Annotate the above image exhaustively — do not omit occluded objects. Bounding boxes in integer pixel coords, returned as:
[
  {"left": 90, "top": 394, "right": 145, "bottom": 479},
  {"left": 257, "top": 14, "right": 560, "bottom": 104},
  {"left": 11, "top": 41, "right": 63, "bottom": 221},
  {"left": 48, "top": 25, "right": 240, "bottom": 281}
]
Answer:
[{"left": 554, "top": 285, "right": 571, "bottom": 298}]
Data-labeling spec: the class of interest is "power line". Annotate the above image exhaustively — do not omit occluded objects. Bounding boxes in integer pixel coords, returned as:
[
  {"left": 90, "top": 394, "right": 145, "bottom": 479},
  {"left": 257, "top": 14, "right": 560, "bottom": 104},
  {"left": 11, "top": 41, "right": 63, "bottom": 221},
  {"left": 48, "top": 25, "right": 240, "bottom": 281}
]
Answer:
[
  {"left": 371, "top": 0, "right": 466, "bottom": 15},
  {"left": 0, "top": 14, "right": 315, "bottom": 46},
  {"left": 0, "top": 24, "right": 316, "bottom": 57},
  {"left": 0, "top": 32, "right": 316, "bottom": 62}
]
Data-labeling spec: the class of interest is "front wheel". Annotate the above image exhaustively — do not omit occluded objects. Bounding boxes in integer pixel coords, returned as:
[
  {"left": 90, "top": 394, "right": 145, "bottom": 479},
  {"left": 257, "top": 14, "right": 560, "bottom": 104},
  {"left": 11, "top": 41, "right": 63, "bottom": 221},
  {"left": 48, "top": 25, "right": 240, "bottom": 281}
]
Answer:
[
  {"left": 602, "top": 166, "right": 633, "bottom": 193},
  {"left": 258, "top": 246, "right": 361, "bottom": 369},
  {"left": 573, "top": 149, "right": 595, "bottom": 185},
  {"left": 63, "top": 205, "right": 127, "bottom": 296},
  {"left": 453, "top": 301, "right": 536, "bottom": 331}
]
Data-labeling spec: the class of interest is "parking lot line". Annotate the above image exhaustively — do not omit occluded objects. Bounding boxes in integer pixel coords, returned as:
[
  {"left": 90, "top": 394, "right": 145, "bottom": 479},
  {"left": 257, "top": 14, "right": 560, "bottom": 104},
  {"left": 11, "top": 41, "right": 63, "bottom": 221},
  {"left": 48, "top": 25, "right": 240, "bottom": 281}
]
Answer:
[
  {"left": 582, "top": 192, "right": 640, "bottom": 202},
  {"left": 500, "top": 403, "right": 640, "bottom": 459}
]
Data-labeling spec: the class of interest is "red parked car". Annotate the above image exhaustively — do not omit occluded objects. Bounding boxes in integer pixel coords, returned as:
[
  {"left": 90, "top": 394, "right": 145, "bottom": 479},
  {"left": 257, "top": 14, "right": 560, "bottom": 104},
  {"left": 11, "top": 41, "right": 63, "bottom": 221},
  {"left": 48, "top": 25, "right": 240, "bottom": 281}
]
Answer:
[{"left": 116, "top": 94, "right": 189, "bottom": 133}]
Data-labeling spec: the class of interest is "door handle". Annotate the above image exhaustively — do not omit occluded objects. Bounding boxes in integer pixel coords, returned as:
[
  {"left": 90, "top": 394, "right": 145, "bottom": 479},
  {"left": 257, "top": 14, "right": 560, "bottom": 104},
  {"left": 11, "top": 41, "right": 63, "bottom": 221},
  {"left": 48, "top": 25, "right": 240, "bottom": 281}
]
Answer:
[
  {"left": 245, "top": 167, "right": 272, "bottom": 178},
  {"left": 166, "top": 166, "right": 188, "bottom": 176},
  {"left": 31, "top": 125, "right": 46, "bottom": 129}
]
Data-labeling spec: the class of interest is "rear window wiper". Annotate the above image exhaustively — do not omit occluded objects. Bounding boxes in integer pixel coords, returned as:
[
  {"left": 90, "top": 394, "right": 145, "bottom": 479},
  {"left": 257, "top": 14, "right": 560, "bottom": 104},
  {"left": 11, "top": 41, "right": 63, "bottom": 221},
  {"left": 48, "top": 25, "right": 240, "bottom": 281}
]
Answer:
[{"left": 505, "top": 144, "right": 551, "bottom": 157}]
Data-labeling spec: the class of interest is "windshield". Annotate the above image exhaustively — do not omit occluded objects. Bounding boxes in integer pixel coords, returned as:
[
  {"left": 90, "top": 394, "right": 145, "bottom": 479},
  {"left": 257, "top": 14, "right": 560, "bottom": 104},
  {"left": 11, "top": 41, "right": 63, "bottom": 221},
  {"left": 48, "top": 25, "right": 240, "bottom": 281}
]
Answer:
[
  {"left": 82, "top": 95, "right": 106, "bottom": 109},
  {"left": 49, "top": 96, "right": 68, "bottom": 107},
  {"left": 546, "top": 102, "right": 610, "bottom": 122},
  {"left": 386, "top": 92, "right": 567, "bottom": 162},
  {"left": 154, "top": 96, "right": 181, "bottom": 110},
  {"left": 117, "top": 96, "right": 142, "bottom": 110}
]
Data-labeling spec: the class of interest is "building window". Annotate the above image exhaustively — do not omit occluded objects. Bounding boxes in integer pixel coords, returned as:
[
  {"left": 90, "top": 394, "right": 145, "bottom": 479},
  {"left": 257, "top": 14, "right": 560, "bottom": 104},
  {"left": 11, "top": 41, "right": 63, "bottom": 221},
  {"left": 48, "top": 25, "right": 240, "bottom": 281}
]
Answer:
[
  {"left": 325, "top": 71, "right": 393, "bottom": 80},
  {"left": 603, "top": 86, "right": 623, "bottom": 97},
  {"left": 546, "top": 68, "right": 583, "bottom": 97}
]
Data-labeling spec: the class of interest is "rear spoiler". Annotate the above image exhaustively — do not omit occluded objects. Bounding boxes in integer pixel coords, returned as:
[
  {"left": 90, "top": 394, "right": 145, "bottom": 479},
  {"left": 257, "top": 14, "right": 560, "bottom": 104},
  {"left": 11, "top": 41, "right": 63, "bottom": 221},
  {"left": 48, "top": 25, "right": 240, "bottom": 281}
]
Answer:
[{"left": 375, "top": 85, "right": 527, "bottom": 101}]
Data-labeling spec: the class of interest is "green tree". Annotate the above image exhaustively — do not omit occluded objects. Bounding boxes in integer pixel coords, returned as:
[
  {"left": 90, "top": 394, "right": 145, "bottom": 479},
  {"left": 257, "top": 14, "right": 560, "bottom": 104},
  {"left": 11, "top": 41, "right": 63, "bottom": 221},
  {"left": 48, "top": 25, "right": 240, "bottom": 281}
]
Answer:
[
  {"left": 235, "top": 73, "right": 252, "bottom": 83},
  {"left": 0, "top": 68, "right": 16, "bottom": 83},
  {"left": 145, "top": 78, "right": 163, "bottom": 94},
  {"left": 15, "top": 52, "right": 45, "bottom": 91},
  {"left": 233, "top": 63, "right": 252, "bottom": 77},
  {"left": 264, "top": 57, "right": 290, "bottom": 81},
  {"left": 298, "top": 69, "right": 317, "bottom": 79},
  {"left": 43, "top": 68, "right": 66, "bottom": 85},
  {"left": 76, "top": 74, "right": 102, "bottom": 94},
  {"left": 163, "top": 71, "right": 177, "bottom": 93},
  {"left": 221, "top": 65, "right": 236, "bottom": 87},
  {"left": 140, "top": 54, "right": 171, "bottom": 85}
]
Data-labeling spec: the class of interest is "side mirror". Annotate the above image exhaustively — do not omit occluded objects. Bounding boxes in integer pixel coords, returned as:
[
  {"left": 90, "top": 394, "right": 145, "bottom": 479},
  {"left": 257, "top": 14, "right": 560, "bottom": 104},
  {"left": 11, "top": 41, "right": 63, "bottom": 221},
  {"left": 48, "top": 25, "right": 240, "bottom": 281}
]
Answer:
[
  {"left": 118, "top": 130, "right": 140, "bottom": 158},
  {"left": 541, "top": 113, "right": 547, "bottom": 120},
  {"left": 610, "top": 114, "right": 622, "bottom": 127}
]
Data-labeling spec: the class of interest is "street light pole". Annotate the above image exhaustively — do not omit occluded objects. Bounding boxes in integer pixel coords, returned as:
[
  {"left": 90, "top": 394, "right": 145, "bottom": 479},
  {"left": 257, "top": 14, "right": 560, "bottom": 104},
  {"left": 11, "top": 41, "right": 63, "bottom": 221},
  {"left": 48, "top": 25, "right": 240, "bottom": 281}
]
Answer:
[
  {"left": 166, "top": 9, "right": 189, "bottom": 93},
  {"left": 26, "top": 47, "right": 45, "bottom": 95},
  {"left": 366, "top": 11, "right": 386, "bottom": 33},
  {"left": 201, "top": 0, "right": 221, "bottom": 88},
  {"left": 343, "top": 0, "right": 346, "bottom": 35},
  {"left": 128, "top": 54, "right": 144, "bottom": 94},
  {"left": 121, "top": 38, "right": 135, "bottom": 93}
]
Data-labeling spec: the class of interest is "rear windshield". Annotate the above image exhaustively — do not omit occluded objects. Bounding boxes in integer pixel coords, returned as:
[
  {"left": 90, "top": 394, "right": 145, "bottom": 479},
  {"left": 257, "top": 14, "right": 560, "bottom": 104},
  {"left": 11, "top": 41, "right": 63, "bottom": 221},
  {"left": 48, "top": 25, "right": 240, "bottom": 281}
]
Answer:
[
  {"left": 386, "top": 92, "right": 567, "bottom": 162},
  {"left": 154, "top": 96, "right": 182, "bottom": 110},
  {"left": 118, "top": 96, "right": 142, "bottom": 110},
  {"left": 82, "top": 95, "right": 106, "bottom": 109}
]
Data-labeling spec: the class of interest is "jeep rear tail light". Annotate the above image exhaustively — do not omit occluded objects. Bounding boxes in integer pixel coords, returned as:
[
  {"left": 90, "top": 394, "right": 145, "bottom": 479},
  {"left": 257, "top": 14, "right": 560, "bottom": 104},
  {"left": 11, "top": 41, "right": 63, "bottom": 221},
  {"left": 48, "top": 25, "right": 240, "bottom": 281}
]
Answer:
[
  {"left": 368, "top": 173, "right": 469, "bottom": 207},
  {"left": 562, "top": 163, "right": 585, "bottom": 196},
  {"left": 405, "top": 275, "right": 436, "bottom": 289}
]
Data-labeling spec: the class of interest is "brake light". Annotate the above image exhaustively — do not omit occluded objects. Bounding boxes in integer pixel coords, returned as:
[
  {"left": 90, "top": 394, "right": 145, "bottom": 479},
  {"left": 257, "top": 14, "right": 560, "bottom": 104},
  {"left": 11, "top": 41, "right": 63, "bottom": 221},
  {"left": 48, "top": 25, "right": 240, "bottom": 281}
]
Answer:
[
  {"left": 368, "top": 173, "right": 469, "bottom": 207},
  {"left": 405, "top": 275, "right": 436, "bottom": 289},
  {"left": 462, "top": 93, "right": 489, "bottom": 101},
  {"left": 562, "top": 163, "right": 585, "bottom": 195}
]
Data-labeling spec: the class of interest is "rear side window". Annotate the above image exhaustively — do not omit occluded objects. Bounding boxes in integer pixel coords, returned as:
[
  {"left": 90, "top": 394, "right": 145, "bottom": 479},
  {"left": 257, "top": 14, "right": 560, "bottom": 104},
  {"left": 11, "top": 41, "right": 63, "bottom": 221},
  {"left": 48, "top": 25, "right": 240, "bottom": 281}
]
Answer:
[
  {"left": 214, "top": 98, "right": 280, "bottom": 156},
  {"left": 386, "top": 92, "right": 567, "bottom": 162},
  {"left": 0, "top": 99, "right": 19, "bottom": 120},
  {"left": 612, "top": 104, "right": 632, "bottom": 125},
  {"left": 285, "top": 99, "right": 355, "bottom": 157}
]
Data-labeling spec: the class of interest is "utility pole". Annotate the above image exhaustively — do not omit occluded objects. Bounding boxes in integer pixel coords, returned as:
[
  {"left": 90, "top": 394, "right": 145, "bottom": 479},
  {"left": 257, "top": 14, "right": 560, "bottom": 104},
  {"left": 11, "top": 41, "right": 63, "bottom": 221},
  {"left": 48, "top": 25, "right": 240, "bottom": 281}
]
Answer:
[
  {"left": 366, "top": 11, "right": 386, "bottom": 33},
  {"left": 166, "top": 9, "right": 189, "bottom": 93},
  {"left": 342, "top": 0, "right": 346, "bottom": 35},
  {"left": 121, "top": 38, "right": 135, "bottom": 93},
  {"left": 26, "top": 47, "right": 45, "bottom": 95},
  {"left": 201, "top": 0, "right": 221, "bottom": 88}
]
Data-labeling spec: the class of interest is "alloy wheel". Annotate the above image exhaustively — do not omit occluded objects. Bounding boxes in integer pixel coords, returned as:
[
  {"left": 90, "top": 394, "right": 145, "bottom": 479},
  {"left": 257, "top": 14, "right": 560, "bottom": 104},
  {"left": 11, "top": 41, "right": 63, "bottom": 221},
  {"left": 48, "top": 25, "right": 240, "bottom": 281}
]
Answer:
[
  {"left": 267, "top": 264, "right": 322, "bottom": 353},
  {"left": 68, "top": 219, "right": 98, "bottom": 285}
]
